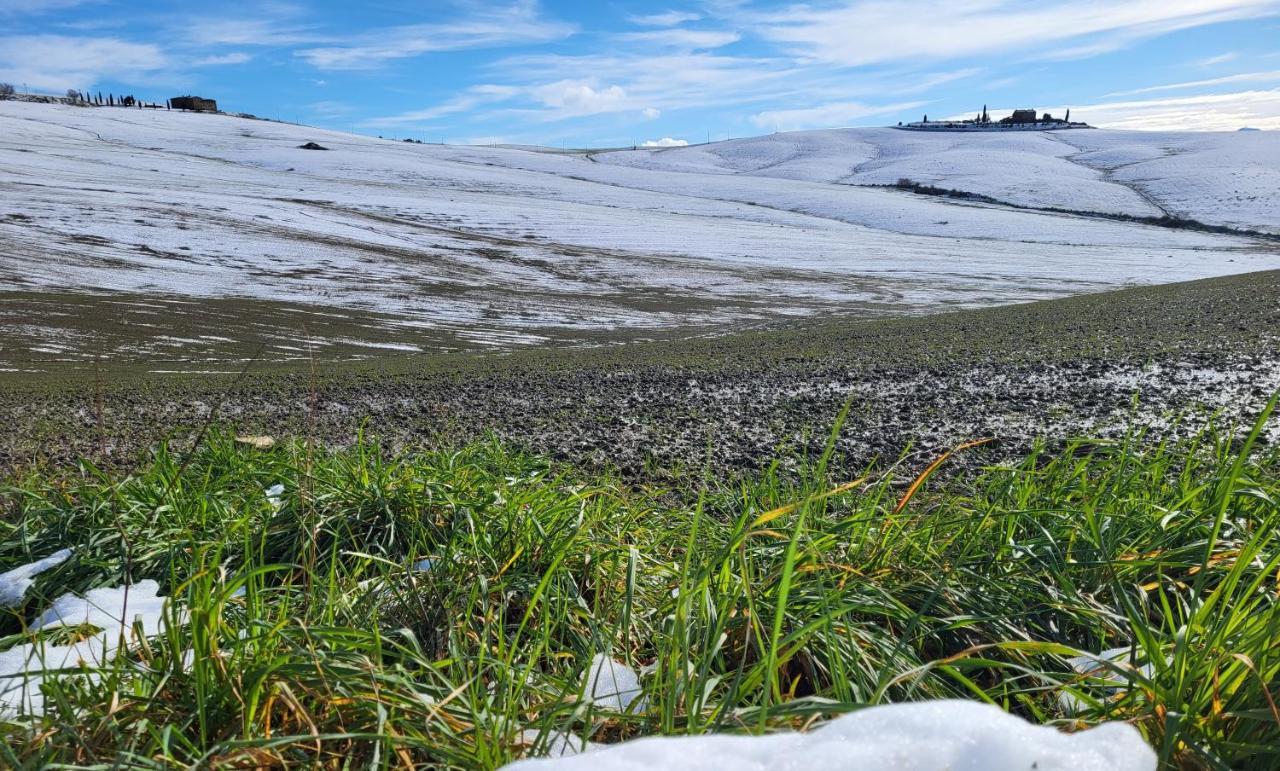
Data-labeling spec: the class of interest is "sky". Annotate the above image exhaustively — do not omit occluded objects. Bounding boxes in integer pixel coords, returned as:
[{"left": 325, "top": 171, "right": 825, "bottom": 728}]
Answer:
[{"left": 2, "top": 0, "right": 1280, "bottom": 146}]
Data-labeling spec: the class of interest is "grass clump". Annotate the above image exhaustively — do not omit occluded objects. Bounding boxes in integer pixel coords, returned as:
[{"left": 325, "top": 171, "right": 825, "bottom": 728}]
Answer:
[{"left": 0, "top": 405, "right": 1277, "bottom": 769}]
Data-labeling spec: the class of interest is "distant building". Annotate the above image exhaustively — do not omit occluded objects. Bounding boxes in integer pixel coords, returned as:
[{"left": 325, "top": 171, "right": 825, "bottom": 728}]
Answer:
[
  {"left": 170, "top": 95, "right": 217, "bottom": 112},
  {"left": 900, "top": 104, "right": 1089, "bottom": 132}
]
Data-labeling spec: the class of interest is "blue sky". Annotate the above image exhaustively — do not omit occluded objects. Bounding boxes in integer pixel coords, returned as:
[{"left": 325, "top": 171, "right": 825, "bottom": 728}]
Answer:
[{"left": 2, "top": 0, "right": 1280, "bottom": 145}]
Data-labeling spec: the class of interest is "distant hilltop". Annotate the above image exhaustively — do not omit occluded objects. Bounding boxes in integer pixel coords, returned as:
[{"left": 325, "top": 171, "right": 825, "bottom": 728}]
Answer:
[{"left": 898, "top": 105, "right": 1092, "bottom": 132}]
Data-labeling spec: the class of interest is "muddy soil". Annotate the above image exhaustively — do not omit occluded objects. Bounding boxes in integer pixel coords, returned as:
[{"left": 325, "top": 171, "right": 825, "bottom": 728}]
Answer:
[{"left": 2, "top": 271, "right": 1277, "bottom": 481}]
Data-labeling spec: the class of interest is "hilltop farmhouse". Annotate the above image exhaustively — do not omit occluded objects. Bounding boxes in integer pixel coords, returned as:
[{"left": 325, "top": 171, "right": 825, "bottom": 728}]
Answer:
[
  {"left": 170, "top": 95, "right": 218, "bottom": 112},
  {"left": 900, "top": 105, "right": 1090, "bottom": 132}
]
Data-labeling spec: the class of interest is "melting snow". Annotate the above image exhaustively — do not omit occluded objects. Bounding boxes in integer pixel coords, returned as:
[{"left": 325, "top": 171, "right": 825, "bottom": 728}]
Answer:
[
  {"left": 0, "top": 549, "right": 73, "bottom": 608},
  {"left": 0, "top": 567, "right": 177, "bottom": 716},
  {"left": 1060, "top": 646, "right": 1157, "bottom": 714},
  {"left": 503, "top": 699, "right": 1155, "bottom": 771},
  {"left": 585, "top": 655, "right": 644, "bottom": 712}
]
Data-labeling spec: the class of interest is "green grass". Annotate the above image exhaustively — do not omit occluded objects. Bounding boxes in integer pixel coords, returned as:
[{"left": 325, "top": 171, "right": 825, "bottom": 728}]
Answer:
[{"left": 0, "top": 402, "right": 1278, "bottom": 769}]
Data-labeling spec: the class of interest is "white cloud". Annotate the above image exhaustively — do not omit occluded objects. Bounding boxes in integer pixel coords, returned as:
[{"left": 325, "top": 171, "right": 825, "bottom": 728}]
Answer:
[
  {"left": 0, "top": 35, "right": 167, "bottom": 91},
  {"left": 750, "top": 99, "right": 927, "bottom": 131},
  {"left": 621, "top": 28, "right": 740, "bottom": 49},
  {"left": 532, "top": 80, "right": 628, "bottom": 115},
  {"left": 628, "top": 10, "right": 701, "bottom": 26},
  {"left": 192, "top": 52, "right": 252, "bottom": 66},
  {"left": 297, "top": 2, "right": 575, "bottom": 70},
  {"left": 641, "top": 136, "right": 689, "bottom": 146},
  {"left": 755, "top": 0, "right": 1280, "bottom": 67},
  {"left": 642, "top": 106, "right": 661, "bottom": 119},
  {"left": 1060, "top": 88, "right": 1280, "bottom": 129},
  {"left": 1105, "top": 69, "right": 1280, "bottom": 96}
]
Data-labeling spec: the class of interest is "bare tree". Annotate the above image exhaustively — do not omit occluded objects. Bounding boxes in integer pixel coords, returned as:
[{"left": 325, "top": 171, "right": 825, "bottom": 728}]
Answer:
[
  {"left": 0, "top": 83, "right": 14, "bottom": 97},
  {"left": 66, "top": 89, "right": 83, "bottom": 102}
]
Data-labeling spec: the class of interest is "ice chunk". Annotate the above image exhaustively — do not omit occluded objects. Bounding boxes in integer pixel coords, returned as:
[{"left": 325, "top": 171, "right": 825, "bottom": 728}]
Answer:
[
  {"left": 0, "top": 549, "right": 73, "bottom": 608},
  {"left": 501, "top": 700, "right": 1155, "bottom": 771},
  {"left": 585, "top": 655, "right": 644, "bottom": 712}
]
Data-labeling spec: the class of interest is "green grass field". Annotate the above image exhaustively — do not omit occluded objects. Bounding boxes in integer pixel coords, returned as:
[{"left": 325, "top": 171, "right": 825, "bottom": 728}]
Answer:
[{"left": 1, "top": 397, "right": 1277, "bottom": 769}]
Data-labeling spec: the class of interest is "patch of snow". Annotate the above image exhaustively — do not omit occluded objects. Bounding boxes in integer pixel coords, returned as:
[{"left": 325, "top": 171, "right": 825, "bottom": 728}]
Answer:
[
  {"left": 0, "top": 549, "right": 73, "bottom": 608},
  {"left": 32, "top": 579, "right": 169, "bottom": 637},
  {"left": 1060, "top": 646, "right": 1157, "bottom": 714},
  {"left": 0, "top": 579, "right": 177, "bottom": 715},
  {"left": 502, "top": 699, "right": 1155, "bottom": 770},
  {"left": 585, "top": 654, "right": 644, "bottom": 712},
  {"left": 520, "top": 729, "right": 602, "bottom": 757},
  {"left": 265, "top": 483, "right": 285, "bottom": 509}
]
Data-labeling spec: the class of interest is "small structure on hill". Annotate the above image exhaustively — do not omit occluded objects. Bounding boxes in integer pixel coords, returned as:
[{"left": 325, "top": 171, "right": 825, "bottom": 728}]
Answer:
[
  {"left": 899, "top": 105, "right": 1090, "bottom": 132},
  {"left": 170, "top": 95, "right": 217, "bottom": 112}
]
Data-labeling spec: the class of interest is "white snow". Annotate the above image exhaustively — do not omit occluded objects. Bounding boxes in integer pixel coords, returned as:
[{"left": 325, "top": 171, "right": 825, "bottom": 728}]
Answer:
[
  {"left": 31, "top": 579, "right": 169, "bottom": 636},
  {"left": 520, "top": 729, "right": 601, "bottom": 758},
  {"left": 502, "top": 700, "right": 1155, "bottom": 771},
  {"left": 1060, "top": 646, "right": 1157, "bottom": 714},
  {"left": 0, "top": 548, "right": 72, "bottom": 608},
  {"left": 3, "top": 102, "right": 1279, "bottom": 362},
  {"left": 584, "top": 655, "right": 644, "bottom": 712},
  {"left": 0, "top": 578, "right": 176, "bottom": 715}
]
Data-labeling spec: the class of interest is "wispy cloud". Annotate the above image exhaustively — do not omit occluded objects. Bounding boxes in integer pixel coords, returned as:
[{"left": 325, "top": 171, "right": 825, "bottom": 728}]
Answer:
[
  {"left": 192, "top": 52, "right": 252, "bottom": 67},
  {"left": 297, "top": 2, "right": 575, "bottom": 70},
  {"left": 753, "top": 0, "right": 1280, "bottom": 66},
  {"left": 1106, "top": 69, "right": 1280, "bottom": 96},
  {"left": 180, "top": 17, "right": 326, "bottom": 47},
  {"left": 628, "top": 10, "right": 702, "bottom": 26},
  {"left": 750, "top": 99, "right": 927, "bottom": 130},
  {"left": 1054, "top": 88, "right": 1280, "bottom": 129},
  {"left": 0, "top": 0, "right": 96, "bottom": 15},
  {"left": 1196, "top": 51, "right": 1239, "bottom": 65},
  {"left": 362, "top": 85, "right": 521, "bottom": 127},
  {"left": 0, "top": 34, "right": 167, "bottom": 91},
  {"left": 620, "top": 29, "right": 741, "bottom": 49}
]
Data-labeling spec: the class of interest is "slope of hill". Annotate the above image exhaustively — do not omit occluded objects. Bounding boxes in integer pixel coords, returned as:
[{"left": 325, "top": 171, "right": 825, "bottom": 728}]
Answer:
[
  {"left": 595, "top": 126, "right": 1280, "bottom": 231},
  {"left": 2, "top": 101, "right": 1278, "bottom": 371}
]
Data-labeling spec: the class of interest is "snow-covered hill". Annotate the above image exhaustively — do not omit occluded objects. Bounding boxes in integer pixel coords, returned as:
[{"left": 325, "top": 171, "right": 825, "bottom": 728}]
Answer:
[
  {"left": 597, "top": 127, "right": 1280, "bottom": 232},
  {"left": 1, "top": 101, "right": 1277, "bottom": 366}
]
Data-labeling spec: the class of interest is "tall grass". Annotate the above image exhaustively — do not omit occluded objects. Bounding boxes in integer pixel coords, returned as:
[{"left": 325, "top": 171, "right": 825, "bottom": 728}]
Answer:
[{"left": 0, "top": 405, "right": 1277, "bottom": 769}]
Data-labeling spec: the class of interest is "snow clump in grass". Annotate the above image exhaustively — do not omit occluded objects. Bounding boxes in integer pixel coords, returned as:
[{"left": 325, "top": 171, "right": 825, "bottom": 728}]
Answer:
[{"left": 503, "top": 699, "right": 1155, "bottom": 770}]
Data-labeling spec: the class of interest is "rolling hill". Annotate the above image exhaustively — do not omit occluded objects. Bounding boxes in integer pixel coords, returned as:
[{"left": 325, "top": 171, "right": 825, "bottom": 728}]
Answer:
[{"left": 2, "top": 100, "right": 1278, "bottom": 371}]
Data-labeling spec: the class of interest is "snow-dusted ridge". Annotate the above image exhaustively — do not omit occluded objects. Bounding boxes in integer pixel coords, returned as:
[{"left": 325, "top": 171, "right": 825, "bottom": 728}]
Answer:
[{"left": 2, "top": 101, "right": 1278, "bottom": 364}]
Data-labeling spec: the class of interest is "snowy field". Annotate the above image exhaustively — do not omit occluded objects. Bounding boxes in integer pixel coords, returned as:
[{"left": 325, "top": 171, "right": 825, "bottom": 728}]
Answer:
[{"left": 1, "top": 101, "right": 1278, "bottom": 368}]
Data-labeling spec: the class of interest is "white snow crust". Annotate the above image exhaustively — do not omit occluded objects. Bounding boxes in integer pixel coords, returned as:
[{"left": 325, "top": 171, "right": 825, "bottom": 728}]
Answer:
[{"left": 502, "top": 699, "right": 1156, "bottom": 771}]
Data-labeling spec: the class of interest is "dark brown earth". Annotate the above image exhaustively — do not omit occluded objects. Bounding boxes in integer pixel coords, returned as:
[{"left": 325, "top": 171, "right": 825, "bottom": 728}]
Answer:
[{"left": 2, "top": 270, "right": 1277, "bottom": 482}]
